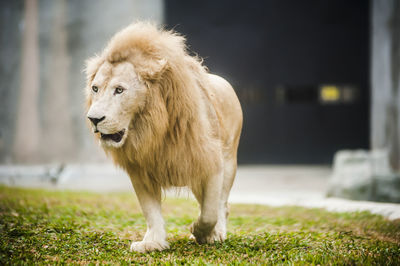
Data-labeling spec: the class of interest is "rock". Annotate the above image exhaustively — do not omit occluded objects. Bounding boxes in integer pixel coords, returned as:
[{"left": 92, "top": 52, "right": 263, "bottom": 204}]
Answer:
[{"left": 327, "top": 149, "right": 400, "bottom": 203}]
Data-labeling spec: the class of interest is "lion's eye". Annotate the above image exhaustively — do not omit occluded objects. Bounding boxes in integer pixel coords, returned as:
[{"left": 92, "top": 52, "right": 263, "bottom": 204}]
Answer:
[
  {"left": 115, "top": 87, "right": 124, "bottom": 94},
  {"left": 92, "top": 86, "right": 98, "bottom": 93}
]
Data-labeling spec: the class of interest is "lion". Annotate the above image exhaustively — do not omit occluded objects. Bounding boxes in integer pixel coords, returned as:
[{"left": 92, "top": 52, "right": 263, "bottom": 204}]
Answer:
[{"left": 84, "top": 22, "right": 242, "bottom": 253}]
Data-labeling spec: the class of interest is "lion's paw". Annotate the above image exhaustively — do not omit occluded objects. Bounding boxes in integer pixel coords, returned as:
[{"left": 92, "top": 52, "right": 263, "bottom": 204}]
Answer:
[
  {"left": 130, "top": 240, "right": 169, "bottom": 253},
  {"left": 190, "top": 222, "right": 226, "bottom": 244}
]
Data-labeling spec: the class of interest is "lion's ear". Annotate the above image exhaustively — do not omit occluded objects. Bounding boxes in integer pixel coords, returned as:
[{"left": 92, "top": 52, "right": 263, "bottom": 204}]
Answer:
[
  {"left": 137, "top": 58, "right": 168, "bottom": 82},
  {"left": 84, "top": 55, "right": 104, "bottom": 84}
]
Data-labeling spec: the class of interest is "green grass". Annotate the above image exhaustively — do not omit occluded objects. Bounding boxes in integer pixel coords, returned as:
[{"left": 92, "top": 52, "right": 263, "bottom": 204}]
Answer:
[{"left": 0, "top": 186, "right": 399, "bottom": 265}]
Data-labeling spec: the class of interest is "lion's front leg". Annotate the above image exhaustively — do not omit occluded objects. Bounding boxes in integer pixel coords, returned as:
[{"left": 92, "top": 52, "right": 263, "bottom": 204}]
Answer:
[
  {"left": 191, "top": 170, "right": 225, "bottom": 244},
  {"left": 129, "top": 177, "right": 169, "bottom": 253}
]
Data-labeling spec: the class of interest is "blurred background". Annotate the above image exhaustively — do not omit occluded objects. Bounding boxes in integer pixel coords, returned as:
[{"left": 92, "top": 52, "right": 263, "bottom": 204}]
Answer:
[
  {"left": 0, "top": 0, "right": 400, "bottom": 207},
  {"left": 0, "top": 0, "right": 164, "bottom": 164}
]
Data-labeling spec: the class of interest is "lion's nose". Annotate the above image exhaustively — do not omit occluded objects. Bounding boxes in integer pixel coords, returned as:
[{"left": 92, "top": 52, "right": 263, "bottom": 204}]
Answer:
[{"left": 88, "top": 116, "right": 105, "bottom": 126}]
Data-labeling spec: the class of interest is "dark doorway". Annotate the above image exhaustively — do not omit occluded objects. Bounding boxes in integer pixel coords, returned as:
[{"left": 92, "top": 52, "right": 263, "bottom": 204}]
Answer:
[{"left": 165, "top": 0, "right": 369, "bottom": 164}]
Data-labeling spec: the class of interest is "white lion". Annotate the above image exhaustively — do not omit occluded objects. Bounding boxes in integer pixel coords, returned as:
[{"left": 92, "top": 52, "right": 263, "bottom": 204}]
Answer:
[{"left": 85, "top": 22, "right": 242, "bottom": 253}]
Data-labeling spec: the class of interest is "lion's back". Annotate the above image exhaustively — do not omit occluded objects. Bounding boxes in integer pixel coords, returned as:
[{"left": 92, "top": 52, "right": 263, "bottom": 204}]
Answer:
[{"left": 206, "top": 74, "right": 242, "bottom": 155}]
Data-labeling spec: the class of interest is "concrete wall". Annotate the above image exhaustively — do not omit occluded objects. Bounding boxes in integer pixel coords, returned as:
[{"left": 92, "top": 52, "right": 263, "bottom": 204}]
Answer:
[
  {"left": 0, "top": 0, "right": 163, "bottom": 164},
  {"left": 0, "top": 0, "right": 24, "bottom": 164},
  {"left": 2, "top": 0, "right": 399, "bottom": 168},
  {"left": 371, "top": 0, "right": 400, "bottom": 170}
]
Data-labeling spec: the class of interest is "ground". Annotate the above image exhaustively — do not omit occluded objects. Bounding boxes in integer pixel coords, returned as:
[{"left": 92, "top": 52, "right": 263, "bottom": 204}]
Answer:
[{"left": 0, "top": 186, "right": 399, "bottom": 264}]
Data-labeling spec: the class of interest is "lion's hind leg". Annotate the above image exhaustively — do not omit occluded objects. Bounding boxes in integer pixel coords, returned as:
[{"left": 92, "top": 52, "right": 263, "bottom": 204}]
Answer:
[
  {"left": 190, "top": 168, "right": 227, "bottom": 244},
  {"left": 194, "top": 157, "right": 237, "bottom": 241},
  {"left": 214, "top": 156, "right": 237, "bottom": 238}
]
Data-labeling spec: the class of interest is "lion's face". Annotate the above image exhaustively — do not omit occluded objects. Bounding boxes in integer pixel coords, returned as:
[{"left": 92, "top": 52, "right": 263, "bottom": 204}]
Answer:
[{"left": 86, "top": 61, "right": 147, "bottom": 148}]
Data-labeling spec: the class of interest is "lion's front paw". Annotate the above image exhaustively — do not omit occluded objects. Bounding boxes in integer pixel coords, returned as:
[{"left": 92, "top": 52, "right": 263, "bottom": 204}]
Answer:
[
  {"left": 130, "top": 240, "right": 170, "bottom": 253},
  {"left": 190, "top": 222, "right": 226, "bottom": 244}
]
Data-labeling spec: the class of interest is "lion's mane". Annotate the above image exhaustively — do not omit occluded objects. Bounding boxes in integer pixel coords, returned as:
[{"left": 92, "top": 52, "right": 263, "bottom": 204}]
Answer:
[{"left": 85, "top": 22, "right": 222, "bottom": 193}]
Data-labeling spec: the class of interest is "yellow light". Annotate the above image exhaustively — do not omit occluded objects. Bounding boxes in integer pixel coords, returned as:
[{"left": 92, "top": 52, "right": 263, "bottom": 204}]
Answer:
[{"left": 320, "top": 86, "right": 340, "bottom": 102}]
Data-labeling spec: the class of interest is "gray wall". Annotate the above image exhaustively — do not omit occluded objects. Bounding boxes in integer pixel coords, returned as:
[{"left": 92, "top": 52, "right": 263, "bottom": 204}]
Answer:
[
  {"left": 2, "top": 0, "right": 400, "bottom": 168},
  {"left": 0, "top": 0, "right": 163, "bottom": 164},
  {"left": 371, "top": 0, "right": 400, "bottom": 170}
]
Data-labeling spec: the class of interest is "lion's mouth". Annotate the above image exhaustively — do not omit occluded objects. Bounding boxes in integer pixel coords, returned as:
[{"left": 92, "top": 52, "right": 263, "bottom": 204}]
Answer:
[{"left": 100, "top": 129, "right": 125, "bottom": 143}]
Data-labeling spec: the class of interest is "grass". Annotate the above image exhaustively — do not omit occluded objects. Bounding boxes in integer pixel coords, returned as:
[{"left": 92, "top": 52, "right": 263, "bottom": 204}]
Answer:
[{"left": 0, "top": 186, "right": 399, "bottom": 265}]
